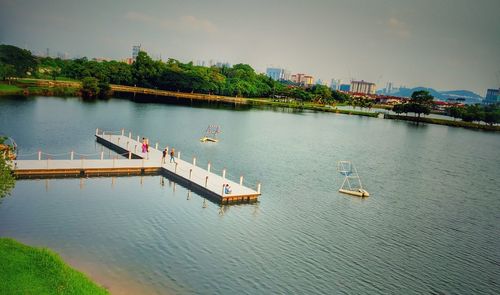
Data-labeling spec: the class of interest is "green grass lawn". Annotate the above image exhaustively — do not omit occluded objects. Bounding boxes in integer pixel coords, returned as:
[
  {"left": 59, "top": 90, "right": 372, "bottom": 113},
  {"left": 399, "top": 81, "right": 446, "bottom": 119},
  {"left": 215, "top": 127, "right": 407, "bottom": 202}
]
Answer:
[
  {"left": 0, "top": 238, "right": 108, "bottom": 295},
  {"left": 0, "top": 83, "right": 22, "bottom": 93}
]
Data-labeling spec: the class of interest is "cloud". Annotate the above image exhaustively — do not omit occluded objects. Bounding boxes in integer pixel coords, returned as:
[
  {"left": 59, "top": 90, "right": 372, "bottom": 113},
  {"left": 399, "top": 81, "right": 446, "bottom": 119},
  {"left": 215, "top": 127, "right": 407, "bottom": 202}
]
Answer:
[
  {"left": 386, "top": 17, "right": 410, "bottom": 38},
  {"left": 125, "top": 12, "right": 217, "bottom": 33},
  {"left": 181, "top": 15, "right": 217, "bottom": 33}
]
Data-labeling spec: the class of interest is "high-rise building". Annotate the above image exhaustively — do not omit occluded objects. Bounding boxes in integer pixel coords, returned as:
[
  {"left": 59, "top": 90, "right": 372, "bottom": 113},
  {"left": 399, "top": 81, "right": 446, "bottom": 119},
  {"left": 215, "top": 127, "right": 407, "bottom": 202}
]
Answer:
[
  {"left": 290, "top": 73, "right": 314, "bottom": 86},
  {"left": 330, "top": 79, "right": 341, "bottom": 90},
  {"left": 303, "top": 75, "right": 314, "bottom": 86},
  {"left": 316, "top": 79, "right": 325, "bottom": 85},
  {"left": 385, "top": 82, "right": 394, "bottom": 94},
  {"left": 266, "top": 68, "right": 290, "bottom": 81},
  {"left": 339, "top": 84, "right": 351, "bottom": 92},
  {"left": 282, "top": 70, "right": 291, "bottom": 81},
  {"left": 291, "top": 73, "right": 304, "bottom": 84},
  {"left": 132, "top": 45, "right": 141, "bottom": 61},
  {"left": 350, "top": 80, "right": 376, "bottom": 94},
  {"left": 484, "top": 88, "right": 500, "bottom": 104}
]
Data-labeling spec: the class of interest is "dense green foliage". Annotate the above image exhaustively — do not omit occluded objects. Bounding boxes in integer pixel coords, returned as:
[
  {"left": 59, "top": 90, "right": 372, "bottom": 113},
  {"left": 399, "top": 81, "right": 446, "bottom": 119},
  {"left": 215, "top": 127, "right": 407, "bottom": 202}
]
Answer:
[
  {"left": 0, "top": 238, "right": 108, "bottom": 294},
  {"left": 446, "top": 104, "right": 500, "bottom": 125},
  {"left": 392, "top": 90, "right": 434, "bottom": 119},
  {"left": 2, "top": 44, "right": 354, "bottom": 102},
  {"left": 0, "top": 136, "right": 15, "bottom": 198},
  {"left": 0, "top": 45, "right": 38, "bottom": 78},
  {"left": 81, "top": 77, "right": 99, "bottom": 98}
]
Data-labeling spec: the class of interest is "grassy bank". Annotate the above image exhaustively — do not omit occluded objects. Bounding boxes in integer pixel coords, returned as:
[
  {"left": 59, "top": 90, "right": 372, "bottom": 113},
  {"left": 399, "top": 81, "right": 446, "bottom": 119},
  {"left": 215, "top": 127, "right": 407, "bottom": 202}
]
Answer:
[
  {"left": 0, "top": 81, "right": 80, "bottom": 97},
  {"left": 245, "top": 98, "right": 379, "bottom": 117},
  {"left": 0, "top": 83, "right": 23, "bottom": 94},
  {"left": 0, "top": 238, "right": 108, "bottom": 294},
  {"left": 385, "top": 114, "right": 500, "bottom": 131}
]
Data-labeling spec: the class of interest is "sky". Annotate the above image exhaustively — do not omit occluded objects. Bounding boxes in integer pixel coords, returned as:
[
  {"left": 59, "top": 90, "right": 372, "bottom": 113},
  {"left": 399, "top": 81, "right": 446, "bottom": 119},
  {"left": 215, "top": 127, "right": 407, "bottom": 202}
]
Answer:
[{"left": 1, "top": 0, "right": 499, "bottom": 95}]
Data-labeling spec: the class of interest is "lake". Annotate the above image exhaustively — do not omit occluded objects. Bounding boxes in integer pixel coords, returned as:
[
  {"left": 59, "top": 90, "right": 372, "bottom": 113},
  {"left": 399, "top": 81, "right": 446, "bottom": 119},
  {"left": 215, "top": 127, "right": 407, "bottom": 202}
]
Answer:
[{"left": 1, "top": 96, "right": 499, "bottom": 294}]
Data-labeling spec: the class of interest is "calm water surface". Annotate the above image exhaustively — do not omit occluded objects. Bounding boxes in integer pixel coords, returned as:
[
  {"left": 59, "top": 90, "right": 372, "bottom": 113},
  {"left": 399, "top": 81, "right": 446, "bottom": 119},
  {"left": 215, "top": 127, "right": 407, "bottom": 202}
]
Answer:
[{"left": 1, "top": 96, "right": 499, "bottom": 294}]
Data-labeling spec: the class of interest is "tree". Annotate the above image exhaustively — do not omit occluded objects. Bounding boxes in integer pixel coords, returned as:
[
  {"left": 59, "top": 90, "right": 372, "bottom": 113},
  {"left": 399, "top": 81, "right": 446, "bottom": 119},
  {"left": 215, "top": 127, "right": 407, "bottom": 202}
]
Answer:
[
  {"left": 0, "top": 45, "right": 38, "bottom": 77},
  {"left": 0, "top": 62, "right": 16, "bottom": 81},
  {"left": 132, "top": 51, "right": 162, "bottom": 88},
  {"left": 97, "top": 80, "right": 111, "bottom": 98},
  {"left": 461, "top": 104, "right": 484, "bottom": 123},
  {"left": 393, "top": 104, "right": 404, "bottom": 114},
  {"left": 81, "top": 77, "right": 99, "bottom": 98},
  {"left": 409, "top": 90, "right": 433, "bottom": 119},
  {"left": 331, "top": 90, "right": 350, "bottom": 103},
  {"left": 447, "top": 106, "right": 464, "bottom": 121},
  {"left": 483, "top": 104, "right": 500, "bottom": 125},
  {"left": 0, "top": 136, "right": 15, "bottom": 198}
]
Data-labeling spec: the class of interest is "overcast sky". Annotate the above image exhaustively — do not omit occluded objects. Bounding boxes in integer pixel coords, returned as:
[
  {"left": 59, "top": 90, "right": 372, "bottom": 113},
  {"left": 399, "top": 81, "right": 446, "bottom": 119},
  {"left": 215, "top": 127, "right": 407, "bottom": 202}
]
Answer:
[{"left": 1, "top": 0, "right": 499, "bottom": 94}]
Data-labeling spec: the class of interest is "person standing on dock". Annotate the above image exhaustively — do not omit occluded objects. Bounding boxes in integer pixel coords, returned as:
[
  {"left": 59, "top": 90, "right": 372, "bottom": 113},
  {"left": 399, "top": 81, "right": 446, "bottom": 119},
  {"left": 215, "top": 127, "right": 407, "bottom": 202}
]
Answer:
[
  {"left": 145, "top": 138, "right": 150, "bottom": 159},
  {"left": 141, "top": 138, "right": 146, "bottom": 153},
  {"left": 170, "top": 148, "right": 176, "bottom": 163},
  {"left": 162, "top": 148, "right": 167, "bottom": 164}
]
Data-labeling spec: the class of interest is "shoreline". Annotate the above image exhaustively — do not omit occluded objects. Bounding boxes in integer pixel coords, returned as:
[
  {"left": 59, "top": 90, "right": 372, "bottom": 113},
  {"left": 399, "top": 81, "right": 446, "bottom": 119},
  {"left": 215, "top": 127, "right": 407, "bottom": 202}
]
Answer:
[{"left": 1, "top": 79, "right": 497, "bottom": 132}]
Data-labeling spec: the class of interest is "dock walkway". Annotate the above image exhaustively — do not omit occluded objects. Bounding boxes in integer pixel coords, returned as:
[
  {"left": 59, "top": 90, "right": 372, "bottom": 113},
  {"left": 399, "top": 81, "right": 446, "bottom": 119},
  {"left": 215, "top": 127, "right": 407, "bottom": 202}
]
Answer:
[{"left": 13, "top": 129, "right": 261, "bottom": 204}]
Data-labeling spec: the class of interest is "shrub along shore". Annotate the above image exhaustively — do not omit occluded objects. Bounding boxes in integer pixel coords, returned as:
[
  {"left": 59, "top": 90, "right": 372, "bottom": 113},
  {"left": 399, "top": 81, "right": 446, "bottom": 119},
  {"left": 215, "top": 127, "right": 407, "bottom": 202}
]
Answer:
[
  {"left": 384, "top": 114, "right": 500, "bottom": 131},
  {"left": 0, "top": 238, "right": 108, "bottom": 294}
]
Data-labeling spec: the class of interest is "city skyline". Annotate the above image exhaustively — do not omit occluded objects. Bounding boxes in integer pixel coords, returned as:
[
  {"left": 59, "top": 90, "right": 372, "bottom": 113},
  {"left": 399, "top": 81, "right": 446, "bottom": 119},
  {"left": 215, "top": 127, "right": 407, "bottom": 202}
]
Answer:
[{"left": 1, "top": 0, "right": 499, "bottom": 95}]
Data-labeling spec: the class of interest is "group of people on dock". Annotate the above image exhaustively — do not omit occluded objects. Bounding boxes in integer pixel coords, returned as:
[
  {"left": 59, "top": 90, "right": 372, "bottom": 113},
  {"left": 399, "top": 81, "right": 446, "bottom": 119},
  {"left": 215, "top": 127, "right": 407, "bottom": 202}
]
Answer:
[{"left": 161, "top": 147, "right": 176, "bottom": 164}]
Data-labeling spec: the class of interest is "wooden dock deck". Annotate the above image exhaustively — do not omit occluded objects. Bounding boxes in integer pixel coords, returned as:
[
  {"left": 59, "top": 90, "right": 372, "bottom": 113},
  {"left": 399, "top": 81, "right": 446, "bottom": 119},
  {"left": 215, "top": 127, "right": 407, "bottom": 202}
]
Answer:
[{"left": 13, "top": 129, "right": 261, "bottom": 204}]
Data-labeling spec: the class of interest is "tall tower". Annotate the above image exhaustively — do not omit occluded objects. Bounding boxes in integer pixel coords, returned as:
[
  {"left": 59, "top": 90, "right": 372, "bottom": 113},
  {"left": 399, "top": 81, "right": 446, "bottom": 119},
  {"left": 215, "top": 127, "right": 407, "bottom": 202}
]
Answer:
[{"left": 132, "top": 45, "right": 141, "bottom": 61}]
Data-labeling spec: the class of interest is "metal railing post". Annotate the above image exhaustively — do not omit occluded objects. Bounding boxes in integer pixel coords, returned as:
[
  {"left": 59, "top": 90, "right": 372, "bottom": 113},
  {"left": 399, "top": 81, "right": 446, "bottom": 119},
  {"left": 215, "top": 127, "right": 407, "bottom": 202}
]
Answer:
[
  {"left": 207, "top": 162, "right": 211, "bottom": 173},
  {"left": 193, "top": 157, "right": 196, "bottom": 166},
  {"left": 121, "top": 129, "right": 124, "bottom": 136},
  {"left": 257, "top": 183, "right": 261, "bottom": 194},
  {"left": 177, "top": 151, "right": 181, "bottom": 159},
  {"left": 38, "top": 150, "right": 41, "bottom": 161},
  {"left": 222, "top": 168, "right": 226, "bottom": 178},
  {"left": 128, "top": 151, "right": 132, "bottom": 159},
  {"left": 101, "top": 151, "right": 104, "bottom": 160},
  {"left": 70, "top": 150, "right": 74, "bottom": 160},
  {"left": 240, "top": 176, "right": 243, "bottom": 185}
]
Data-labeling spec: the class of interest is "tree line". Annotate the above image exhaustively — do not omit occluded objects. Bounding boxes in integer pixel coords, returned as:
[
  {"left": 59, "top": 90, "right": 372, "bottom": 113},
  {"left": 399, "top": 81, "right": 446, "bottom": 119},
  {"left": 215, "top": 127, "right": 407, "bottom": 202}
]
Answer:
[
  {"left": 392, "top": 90, "right": 499, "bottom": 125},
  {"left": 0, "top": 44, "right": 349, "bottom": 102},
  {"left": 446, "top": 104, "right": 500, "bottom": 125}
]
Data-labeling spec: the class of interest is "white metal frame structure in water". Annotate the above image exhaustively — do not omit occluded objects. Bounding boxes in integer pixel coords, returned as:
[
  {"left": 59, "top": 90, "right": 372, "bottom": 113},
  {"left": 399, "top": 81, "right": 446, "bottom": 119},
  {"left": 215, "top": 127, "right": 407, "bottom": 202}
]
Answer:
[
  {"left": 337, "top": 160, "right": 370, "bottom": 197},
  {"left": 200, "top": 125, "right": 221, "bottom": 142}
]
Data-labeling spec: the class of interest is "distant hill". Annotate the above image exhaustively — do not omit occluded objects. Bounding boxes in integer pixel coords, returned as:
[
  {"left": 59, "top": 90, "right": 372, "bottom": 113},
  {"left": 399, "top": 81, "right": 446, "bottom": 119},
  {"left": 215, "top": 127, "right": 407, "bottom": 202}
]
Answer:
[{"left": 376, "top": 87, "right": 483, "bottom": 104}]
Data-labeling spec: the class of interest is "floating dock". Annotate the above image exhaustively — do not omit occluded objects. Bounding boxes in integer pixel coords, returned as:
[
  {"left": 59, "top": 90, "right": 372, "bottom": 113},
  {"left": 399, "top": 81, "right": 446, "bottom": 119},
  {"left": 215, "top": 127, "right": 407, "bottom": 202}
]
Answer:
[{"left": 13, "top": 129, "right": 261, "bottom": 204}]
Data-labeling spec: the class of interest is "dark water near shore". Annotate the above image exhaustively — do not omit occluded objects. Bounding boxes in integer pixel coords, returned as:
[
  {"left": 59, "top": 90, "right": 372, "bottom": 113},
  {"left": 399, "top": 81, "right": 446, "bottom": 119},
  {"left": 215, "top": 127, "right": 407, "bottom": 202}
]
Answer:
[{"left": 1, "top": 96, "right": 499, "bottom": 294}]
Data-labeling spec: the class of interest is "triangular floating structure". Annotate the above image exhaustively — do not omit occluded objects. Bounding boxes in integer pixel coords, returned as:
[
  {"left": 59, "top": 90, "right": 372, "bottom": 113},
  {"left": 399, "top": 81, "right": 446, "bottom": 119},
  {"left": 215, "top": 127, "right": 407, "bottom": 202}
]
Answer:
[{"left": 337, "top": 161, "right": 370, "bottom": 197}]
